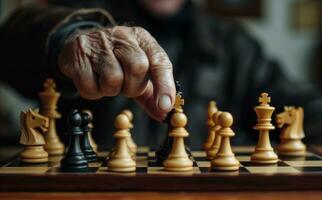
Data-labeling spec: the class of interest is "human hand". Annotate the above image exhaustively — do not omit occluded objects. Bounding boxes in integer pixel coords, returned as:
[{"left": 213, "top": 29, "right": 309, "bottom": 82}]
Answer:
[{"left": 59, "top": 26, "right": 175, "bottom": 121}]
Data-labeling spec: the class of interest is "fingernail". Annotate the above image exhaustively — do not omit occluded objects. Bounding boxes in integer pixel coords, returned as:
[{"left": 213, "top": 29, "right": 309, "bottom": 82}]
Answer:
[{"left": 158, "top": 95, "right": 172, "bottom": 111}]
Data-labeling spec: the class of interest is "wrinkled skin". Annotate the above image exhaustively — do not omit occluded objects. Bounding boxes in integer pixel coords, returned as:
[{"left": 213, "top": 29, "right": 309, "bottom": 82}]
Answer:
[{"left": 59, "top": 26, "right": 176, "bottom": 121}]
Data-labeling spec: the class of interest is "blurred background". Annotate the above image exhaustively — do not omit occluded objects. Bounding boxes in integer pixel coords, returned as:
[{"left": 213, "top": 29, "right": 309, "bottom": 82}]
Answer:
[
  {"left": 1, "top": 0, "right": 320, "bottom": 82},
  {"left": 0, "top": 0, "right": 321, "bottom": 146}
]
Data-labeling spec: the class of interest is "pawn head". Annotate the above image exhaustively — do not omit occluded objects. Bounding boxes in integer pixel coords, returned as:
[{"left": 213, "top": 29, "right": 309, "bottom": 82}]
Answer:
[
  {"left": 218, "top": 112, "right": 233, "bottom": 128},
  {"left": 115, "top": 114, "right": 130, "bottom": 130},
  {"left": 67, "top": 109, "right": 82, "bottom": 128},
  {"left": 213, "top": 111, "right": 223, "bottom": 125},
  {"left": 121, "top": 109, "right": 133, "bottom": 121},
  {"left": 171, "top": 111, "right": 187, "bottom": 128},
  {"left": 80, "top": 111, "right": 91, "bottom": 127}
]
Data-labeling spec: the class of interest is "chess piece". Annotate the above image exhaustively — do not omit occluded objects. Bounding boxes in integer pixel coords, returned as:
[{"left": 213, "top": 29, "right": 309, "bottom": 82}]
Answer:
[
  {"left": 251, "top": 93, "right": 278, "bottom": 164},
  {"left": 203, "top": 101, "right": 218, "bottom": 150},
  {"left": 156, "top": 81, "right": 191, "bottom": 164},
  {"left": 61, "top": 110, "right": 88, "bottom": 171},
  {"left": 207, "top": 111, "right": 223, "bottom": 160},
  {"left": 163, "top": 105, "right": 193, "bottom": 172},
  {"left": 19, "top": 109, "right": 49, "bottom": 163},
  {"left": 80, "top": 111, "right": 97, "bottom": 162},
  {"left": 211, "top": 112, "right": 240, "bottom": 171},
  {"left": 82, "top": 110, "right": 98, "bottom": 152},
  {"left": 39, "top": 78, "right": 65, "bottom": 155},
  {"left": 121, "top": 109, "right": 137, "bottom": 154},
  {"left": 276, "top": 106, "right": 306, "bottom": 156},
  {"left": 107, "top": 114, "right": 136, "bottom": 172}
]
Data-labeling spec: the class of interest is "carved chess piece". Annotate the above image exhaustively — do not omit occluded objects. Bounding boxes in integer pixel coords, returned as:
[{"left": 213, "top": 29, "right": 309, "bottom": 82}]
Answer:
[
  {"left": 155, "top": 81, "right": 191, "bottom": 163},
  {"left": 107, "top": 114, "right": 136, "bottom": 172},
  {"left": 251, "top": 93, "right": 278, "bottom": 164},
  {"left": 80, "top": 111, "right": 97, "bottom": 162},
  {"left": 211, "top": 112, "right": 239, "bottom": 171},
  {"left": 207, "top": 111, "right": 223, "bottom": 160},
  {"left": 276, "top": 106, "right": 306, "bottom": 156},
  {"left": 203, "top": 101, "right": 218, "bottom": 150},
  {"left": 82, "top": 110, "right": 98, "bottom": 152},
  {"left": 163, "top": 103, "right": 193, "bottom": 172},
  {"left": 121, "top": 109, "right": 137, "bottom": 154},
  {"left": 20, "top": 109, "right": 49, "bottom": 163},
  {"left": 39, "top": 78, "right": 65, "bottom": 155},
  {"left": 61, "top": 110, "right": 88, "bottom": 171}
]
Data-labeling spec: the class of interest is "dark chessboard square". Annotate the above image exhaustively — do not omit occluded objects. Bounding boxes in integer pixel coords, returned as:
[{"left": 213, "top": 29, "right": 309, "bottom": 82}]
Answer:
[
  {"left": 148, "top": 156, "right": 155, "bottom": 161},
  {"left": 199, "top": 167, "right": 249, "bottom": 174},
  {"left": 295, "top": 167, "right": 322, "bottom": 173},
  {"left": 240, "top": 161, "right": 288, "bottom": 167},
  {"left": 136, "top": 152, "right": 148, "bottom": 157},
  {"left": 148, "top": 161, "right": 162, "bottom": 167},
  {"left": 136, "top": 167, "right": 147, "bottom": 173},
  {"left": 279, "top": 155, "right": 322, "bottom": 161},
  {"left": 194, "top": 157, "right": 209, "bottom": 162},
  {"left": 199, "top": 167, "right": 210, "bottom": 173},
  {"left": 235, "top": 152, "right": 251, "bottom": 156}
]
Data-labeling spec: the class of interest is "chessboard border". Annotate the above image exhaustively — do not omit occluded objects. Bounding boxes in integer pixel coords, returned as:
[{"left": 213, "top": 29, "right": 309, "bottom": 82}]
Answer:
[{"left": 0, "top": 146, "right": 322, "bottom": 192}]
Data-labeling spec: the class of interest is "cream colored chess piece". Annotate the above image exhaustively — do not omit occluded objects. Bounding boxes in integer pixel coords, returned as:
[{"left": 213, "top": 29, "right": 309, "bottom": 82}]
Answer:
[
  {"left": 207, "top": 111, "right": 223, "bottom": 160},
  {"left": 251, "top": 93, "right": 278, "bottom": 164},
  {"left": 39, "top": 78, "right": 64, "bottom": 155},
  {"left": 107, "top": 114, "right": 136, "bottom": 172},
  {"left": 20, "top": 109, "right": 49, "bottom": 163},
  {"left": 276, "top": 106, "right": 306, "bottom": 156},
  {"left": 82, "top": 110, "right": 98, "bottom": 152},
  {"left": 121, "top": 109, "right": 137, "bottom": 154},
  {"left": 211, "top": 112, "right": 240, "bottom": 171},
  {"left": 203, "top": 101, "right": 218, "bottom": 150},
  {"left": 163, "top": 96, "right": 193, "bottom": 172}
]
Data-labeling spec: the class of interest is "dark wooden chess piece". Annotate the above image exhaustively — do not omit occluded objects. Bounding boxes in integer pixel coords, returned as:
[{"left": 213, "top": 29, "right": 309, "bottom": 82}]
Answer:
[
  {"left": 155, "top": 81, "right": 191, "bottom": 164},
  {"left": 61, "top": 110, "right": 89, "bottom": 172},
  {"left": 80, "top": 111, "right": 97, "bottom": 162}
]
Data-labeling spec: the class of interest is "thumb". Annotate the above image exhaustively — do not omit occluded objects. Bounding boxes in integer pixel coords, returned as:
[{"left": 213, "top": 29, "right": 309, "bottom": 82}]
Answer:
[{"left": 134, "top": 27, "right": 176, "bottom": 118}]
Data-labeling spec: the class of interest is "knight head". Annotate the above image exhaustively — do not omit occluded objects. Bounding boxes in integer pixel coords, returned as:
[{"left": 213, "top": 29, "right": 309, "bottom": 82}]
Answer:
[
  {"left": 27, "top": 108, "right": 49, "bottom": 133},
  {"left": 275, "top": 106, "right": 296, "bottom": 128}
]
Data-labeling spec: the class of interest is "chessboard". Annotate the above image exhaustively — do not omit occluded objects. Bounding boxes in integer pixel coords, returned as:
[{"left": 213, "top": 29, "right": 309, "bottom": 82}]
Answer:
[{"left": 1, "top": 146, "right": 322, "bottom": 191}]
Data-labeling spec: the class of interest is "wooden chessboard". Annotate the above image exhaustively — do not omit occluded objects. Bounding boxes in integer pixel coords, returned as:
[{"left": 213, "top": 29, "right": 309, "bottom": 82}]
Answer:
[{"left": 1, "top": 146, "right": 322, "bottom": 191}]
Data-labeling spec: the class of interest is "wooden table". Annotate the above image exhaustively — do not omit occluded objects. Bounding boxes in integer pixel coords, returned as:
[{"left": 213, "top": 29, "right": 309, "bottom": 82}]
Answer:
[{"left": 0, "top": 192, "right": 322, "bottom": 200}]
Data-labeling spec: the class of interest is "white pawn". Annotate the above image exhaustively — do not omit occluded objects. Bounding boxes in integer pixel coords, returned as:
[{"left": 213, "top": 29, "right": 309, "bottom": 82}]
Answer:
[
  {"left": 207, "top": 111, "right": 223, "bottom": 160},
  {"left": 107, "top": 114, "right": 136, "bottom": 172},
  {"left": 211, "top": 112, "right": 239, "bottom": 171},
  {"left": 163, "top": 109, "right": 193, "bottom": 172},
  {"left": 121, "top": 109, "right": 137, "bottom": 154},
  {"left": 203, "top": 101, "right": 218, "bottom": 150}
]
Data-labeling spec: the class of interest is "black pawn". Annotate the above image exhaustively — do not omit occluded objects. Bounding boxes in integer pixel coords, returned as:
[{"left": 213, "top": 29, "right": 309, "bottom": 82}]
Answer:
[
  {"left": 61, "top": 110, "right": 88, "bottom": 172},
  {"left": 80, "top": 111, "right": 97, "bottom": 162}
]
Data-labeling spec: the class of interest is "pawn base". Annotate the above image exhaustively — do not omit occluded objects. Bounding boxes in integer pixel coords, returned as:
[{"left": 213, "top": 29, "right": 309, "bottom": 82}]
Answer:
[
  {"left": 207, "top": 147, "right": 219, "bottom": 160},
  {"left": 20, "top": 146, "right": 48, "bottom": 164},
  {"left": 107, "top": 158, "right": 136, "bottom": 173},
  {"left": 163, "top": 157, "right": 193, "bottom": 172},
  {"left": 84, "top": 151, "right": 98, "bottom": 162},
  {"left": 61, "top": 153, "right": 88, "bottom": 170},
  {"left": 45, "top": 142, "right": 65, "bottom": 156},
  {"left": 251, "top": 149, "right": 278, "bottom": 164},
  {"left": 211, "top": 155, "right": 239, "bottom": 171},
  {"left": 277, "top": 139, "right": 306, "bottom": 156}
]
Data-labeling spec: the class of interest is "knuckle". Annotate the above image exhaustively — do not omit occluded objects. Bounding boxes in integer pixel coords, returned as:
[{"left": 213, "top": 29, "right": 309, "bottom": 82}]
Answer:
[
  {"left": 101, "top": 72, "right": 123, "bottom": 88},
  {"left": 127, "top": 59, "right": 149, "bottom": 77}
]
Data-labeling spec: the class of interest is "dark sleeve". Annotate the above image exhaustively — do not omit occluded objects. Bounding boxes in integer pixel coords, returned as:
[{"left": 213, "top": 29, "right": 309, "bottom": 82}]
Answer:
[
  {"left": 230, "top": 28, "right": 322, "bottom": 144},
  {"left": 0, "top": 4, "right": 115, "bottom": 98}
]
